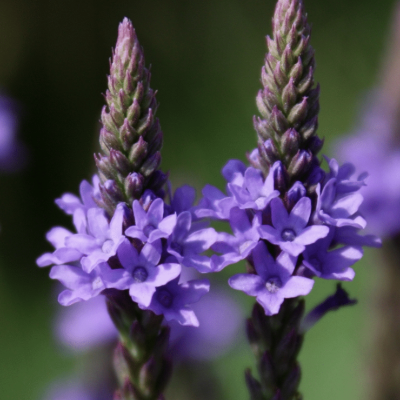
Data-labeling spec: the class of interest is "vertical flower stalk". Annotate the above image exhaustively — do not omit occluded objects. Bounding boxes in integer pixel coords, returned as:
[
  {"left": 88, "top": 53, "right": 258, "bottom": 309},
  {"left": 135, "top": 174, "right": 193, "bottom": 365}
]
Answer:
[
  {"left": 195, "top": 0, "right": 380, "bottom": 399},
  {"left": 37, "top": 17, "right": 214, "bottom": 400},
  {"left": 96, "top": 20, "right": 171, "bottom": 400}
]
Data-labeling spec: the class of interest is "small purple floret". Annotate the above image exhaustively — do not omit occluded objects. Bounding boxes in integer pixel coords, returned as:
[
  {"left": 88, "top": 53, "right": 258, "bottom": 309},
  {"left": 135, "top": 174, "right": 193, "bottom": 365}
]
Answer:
[{"left": 228, "top": 242, "right": 314, "bottom": 315}]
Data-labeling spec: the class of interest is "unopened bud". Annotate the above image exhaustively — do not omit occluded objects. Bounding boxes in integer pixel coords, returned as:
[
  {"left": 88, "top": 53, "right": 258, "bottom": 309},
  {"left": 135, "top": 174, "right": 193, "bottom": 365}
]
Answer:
[
  {"left": 274, "top": 161, "right": 289, "bottom": 192},
  {"left": 140, "top": 151, "right": 161, "bottom": 177},
  {"left": 281, "top": 128, "right": 300, "bottom": 157},
  {"left": 128, "top": 136, "right": 148, "bottom": 166},
  {"left": 288, "top": 150, "right": 312, "bottom": 177},
  {"left": 124, "top": 172, "right": 144, "bottom": 199},
  {"left": 110, "top": 149, "right": 131, "bottom": 175},
  {"left": 287, "top": 97, "right": 308, "bottom": 126}
]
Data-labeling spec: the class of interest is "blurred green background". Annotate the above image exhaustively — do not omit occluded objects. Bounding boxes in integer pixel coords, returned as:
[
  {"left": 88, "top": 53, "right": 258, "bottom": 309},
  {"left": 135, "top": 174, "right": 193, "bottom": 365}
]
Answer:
[{"left": 0, "top": 0, "right": 393, "bottom": 399}]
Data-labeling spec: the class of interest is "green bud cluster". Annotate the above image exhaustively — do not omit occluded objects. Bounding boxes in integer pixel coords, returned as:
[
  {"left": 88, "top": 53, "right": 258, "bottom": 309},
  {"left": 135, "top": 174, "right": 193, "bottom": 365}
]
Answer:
[
  {"left": 252, "top": 0, "right": 323, "bottom": 182},
  {"left": 96, "top": 18, "right": 167, "bottom": 216}
]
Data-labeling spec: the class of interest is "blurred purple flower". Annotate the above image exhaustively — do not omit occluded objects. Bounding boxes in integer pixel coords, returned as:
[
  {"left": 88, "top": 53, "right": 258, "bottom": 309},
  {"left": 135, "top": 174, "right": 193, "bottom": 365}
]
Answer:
[
  {"left": 336, "top": 93, "right": 400, "bottom": 237},
  {"left": 0, "top": 95, "right": 27, "bottom": 172},
  {"left": 55, "top": 296, "right": 117, "bottom": 352},
  {"left": 169, "top": 286, "right": 244, "bottom": 361},
  {"left": 43, "top": 378, "right": 112, "bottom": 400}
]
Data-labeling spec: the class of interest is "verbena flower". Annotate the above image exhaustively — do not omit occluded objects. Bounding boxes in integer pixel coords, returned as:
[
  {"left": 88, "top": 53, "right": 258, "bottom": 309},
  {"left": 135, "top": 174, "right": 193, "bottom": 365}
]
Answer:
[
  {"left": 37, "top": 18, "right": 214, "bottom": 333},
  {"left": 141, "top": 277, "right": 210, "bottom": 326},
  {"left": 229, "top": 241, "right": 314, "bottom": 315}
]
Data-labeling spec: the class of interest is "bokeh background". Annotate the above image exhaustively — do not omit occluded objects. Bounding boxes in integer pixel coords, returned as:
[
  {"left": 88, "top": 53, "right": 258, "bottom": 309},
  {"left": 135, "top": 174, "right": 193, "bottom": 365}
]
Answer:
[{"left": 0, "top": 0, "right": 394, "bottom": 399}]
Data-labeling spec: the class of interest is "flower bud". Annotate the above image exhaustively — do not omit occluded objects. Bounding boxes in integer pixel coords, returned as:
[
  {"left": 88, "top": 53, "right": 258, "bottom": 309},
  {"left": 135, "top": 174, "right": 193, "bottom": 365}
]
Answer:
[
  {"left": 281, "top": 128, "right": 300, "bottom": 156},
  {"left": 288, "top": 150, "right": 312, "bottom": 177}
]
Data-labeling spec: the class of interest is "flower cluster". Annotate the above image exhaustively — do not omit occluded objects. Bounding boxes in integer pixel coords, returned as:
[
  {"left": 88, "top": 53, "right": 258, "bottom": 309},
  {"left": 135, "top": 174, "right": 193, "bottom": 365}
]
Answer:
[
  {"left": 195, "top": 156, "right": 380, "bottom": 316},
  {"left": 191, "top": 0, "right": 381, "bottom": 319},
  {"left": 37, "top": 178, "right": 214, "bottom": 326},
  {"left": 336, "top": 92, "right": 400, "bottom": 238}
]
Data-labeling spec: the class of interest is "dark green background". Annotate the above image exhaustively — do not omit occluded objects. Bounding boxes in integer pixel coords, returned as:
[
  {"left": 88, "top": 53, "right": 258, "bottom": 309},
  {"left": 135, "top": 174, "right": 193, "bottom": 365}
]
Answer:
[{"left": 0, "top": 0, "right": 392, "bottom": 398}]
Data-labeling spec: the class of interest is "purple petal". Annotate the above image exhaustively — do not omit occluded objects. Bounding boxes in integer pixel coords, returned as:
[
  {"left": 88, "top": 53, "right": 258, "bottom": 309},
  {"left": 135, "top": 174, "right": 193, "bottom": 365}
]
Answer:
[
  {"left": 117, "top": 238, "right": 139, "bottom": 272},
  {"left": 36, "top": 248, "right": 82, "bottom": 267},
  {"left": 65, "top": 234, "right": 99, "bottom": 254},
  {"left": 183, "top": 255, "right": 213, "bottom": 273},
  {"left": 270, "top": 198, "right": 290, "bottom": 231},
  {"left": 185, "top": 228, "right": 217, "bottom": 255},
  {"left": 140, "top": 242, "right": 161, "bottom": 267},
  {"left": 280, "top": 241, "right": 305, "bottom": 257},
  {"left": 222, "top": 159, "right": 246, "bottom": 184},
  {"left": 244, "top": 168, "right": 264, "bottom": 199},
  {"left": 165, "top": 308, "right": 199, "bottom": 327},
  {"left": 129, "top": 283, "right": 156, "bottom": 307},
  {"left": 257, "top": 292, "right": 284, "bottom": 315},
  {"left": 178, "top": 279, "right": 210, "bottom": 305},
  {"left": 79, "top": 179, "right": 97, "bottom": 208},
  {"left": 46, "top": 227, "right": 72, "bottom": 248},
  {"left": 330, "top": 192, "right": 364, "bottom": 218},
  {"left": 295, "top": 225, "right": 330, "bottom": 246},
  {"left": 151, "top": 263, "right": 182, "bottom": 286},
  {"left": 132, "top": 200, "right": 147, "bottom": 229},
  {"left": 279, "top": 276, "right": 314, "bottom": 297},
  {"left": 87, "top": 208, "right": 108, "bottom": 239},
  {"left": 125, "top": 226, "right": 148, "bottom": 242},
  {"left": 258, "top": 225, "right": 281, "bottom": 245},
  {"left": 290, "top": 197, "right": 311, "bottom": 231},
  {"left": 228, "top": 273, "right": 264, "bottom": 296},
  {"left": 158, "top": 213, "right": 177, "bottom": 235},
  {"left": 147, "top": 198, "right": 165, "bottom": 225},
  {"left": 172, "top": 185, "right": 196, "bottom": 213},
  {"left": 109, "top": 203, "right": 124, "bottom": 241}
]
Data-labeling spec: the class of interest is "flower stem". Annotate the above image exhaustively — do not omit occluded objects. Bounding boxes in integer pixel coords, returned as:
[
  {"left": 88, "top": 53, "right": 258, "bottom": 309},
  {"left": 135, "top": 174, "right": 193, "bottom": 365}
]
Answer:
[{"left": 245, "top": 299, "right": 305, "bottom": 400}]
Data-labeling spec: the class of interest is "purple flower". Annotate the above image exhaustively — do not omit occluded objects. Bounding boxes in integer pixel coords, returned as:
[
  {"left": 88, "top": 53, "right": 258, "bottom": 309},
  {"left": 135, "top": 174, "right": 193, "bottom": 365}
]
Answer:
[
  {"left": 43, "top": 378, "right": 112, "bottom": 400},
  {"left": 55, "top": 295, "right": 117, "bottom": 351},
  {"left": 333, "top": 225, "right": 381, "bottom": 248},
  {"left": 116, "top": 238, "right": 181, "bottom": 307},
  {"left": 167, "top": 211, "right": 217, "bottom": 273},
  {"left": 140, "top": 277, "right": 210, "bottom": 326},
  {"left": 170, "top": 184, "right": 196, "bottom": 214},
  {"left": 50, "top": 262, "right": 125, "bottom": 306},
  {"left": 336, "top": 93, "right": 400, "bottom": 237},
  {"left": 259, "top": 197, "right": 329, "bottom": 256},
  {"left": 125, "top": 198, "right": 177, "bottom": 243},
  {"left": 195, "top": 160, "right": 279, "bottom": 220},
  {"left": 315, "top": 178, "right": 366, "bottom": 229},
  {"left": 37, "top": 198, "right": 125, "bottom": 271},
  {"left": 169, "top": 286, "right": 244, "bottom": 361},
  {"left": 211, "top": 208, "right": 261, "bottom": 271},
  {"left": 37, "top": 226, "right": 83, "bottom": 267},
  {"left": 227, "top": 164, "right": 279, "bottom": 211},
  {"left": 302, "top": 232, "right": 362, "bottom": 281},
  {"left": 324, "top": 157, "right": 366, "bottom": 194},
  {"left": 229, "top": 242, "right": 314, "bottom": 315},
  {"left": 55, "top": 176, "right": 100, "bottom": 216},
  {"left": 66, "top": 204, "right": 126, "bottom": 273},
  {"left": 195, "top": 184, "right": 236, "bottom": 220}
]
